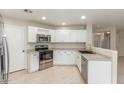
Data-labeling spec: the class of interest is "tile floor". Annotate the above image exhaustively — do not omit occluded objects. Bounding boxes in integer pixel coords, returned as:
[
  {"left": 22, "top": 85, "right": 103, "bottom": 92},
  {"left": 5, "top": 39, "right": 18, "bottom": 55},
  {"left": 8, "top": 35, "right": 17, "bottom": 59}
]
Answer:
[
  {"left": 8, "top": 56, "right": 124, "bottom": 84},
  {"left": 8, "top": 66, "right": 85, "bottom": 84},
  {"left": 117, "top": 56, "right": 124, "bottom": 84}
]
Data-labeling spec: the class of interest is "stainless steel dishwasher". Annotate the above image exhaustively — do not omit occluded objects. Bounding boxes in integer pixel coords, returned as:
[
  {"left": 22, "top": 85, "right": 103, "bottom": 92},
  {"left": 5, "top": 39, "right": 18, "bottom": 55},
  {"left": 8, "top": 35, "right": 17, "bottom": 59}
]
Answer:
[{"left": 81, "top": 56, "right": 88, "bottom": 83}]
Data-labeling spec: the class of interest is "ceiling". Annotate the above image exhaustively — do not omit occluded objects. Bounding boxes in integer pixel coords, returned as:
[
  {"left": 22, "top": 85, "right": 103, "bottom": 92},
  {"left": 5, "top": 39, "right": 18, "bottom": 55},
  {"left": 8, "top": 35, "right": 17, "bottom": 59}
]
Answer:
[{"left": 0, "top": 9, "right": 124, "bottom": 29}]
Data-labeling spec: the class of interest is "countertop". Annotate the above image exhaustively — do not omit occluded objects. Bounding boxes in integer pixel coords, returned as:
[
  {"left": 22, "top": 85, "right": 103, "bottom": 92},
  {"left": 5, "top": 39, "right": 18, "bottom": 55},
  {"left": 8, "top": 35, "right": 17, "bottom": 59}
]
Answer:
[
  {"left": 27, "top": 48, "right": 85, "bottom": 52},
  {"left": 78, "top": 52, "right": 111, "bottom": 61},
  {"left": 27, "top": 48, "right": 111, "bottom": 62},
  {"left": 49, "top": 48, "right": 85, "bottom": 50},
  {"left": 27, "top": 49, "right": 38, "bottom": 53}
]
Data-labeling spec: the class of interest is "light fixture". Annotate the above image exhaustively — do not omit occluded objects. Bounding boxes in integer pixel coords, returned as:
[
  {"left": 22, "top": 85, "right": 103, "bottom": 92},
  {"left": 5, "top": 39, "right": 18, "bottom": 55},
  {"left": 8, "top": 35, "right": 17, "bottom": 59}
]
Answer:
[
  {"left": 41, "top": 16, "right": 46, "bottom": 20},
  {"left": 24, "top": 9, "right": 32, "bottom": 13},
  {"left": 107, "top": 32, "right": 110, "bottom": 34},
  {"left": 96, "top": 33, "right": 102, "bottom": 35},
  {"left": 81, "top": 15, "right": 86, "bottom": 19},
  {"left": 62, "top": 22, "right": 66, "bottom": 25}
]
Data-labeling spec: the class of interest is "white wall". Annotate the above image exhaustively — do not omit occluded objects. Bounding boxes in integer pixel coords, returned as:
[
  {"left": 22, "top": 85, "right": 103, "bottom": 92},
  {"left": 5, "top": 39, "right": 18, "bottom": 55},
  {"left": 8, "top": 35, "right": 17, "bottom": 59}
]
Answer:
[
  {"left": 110, "top": 27, "right": 117, "bottom": 50},
  {"left": 87, "top": 24, "right": 93, "bottom": 46},
  {"left": 117, "top": 30, "right": 124, "bottom": 56}
]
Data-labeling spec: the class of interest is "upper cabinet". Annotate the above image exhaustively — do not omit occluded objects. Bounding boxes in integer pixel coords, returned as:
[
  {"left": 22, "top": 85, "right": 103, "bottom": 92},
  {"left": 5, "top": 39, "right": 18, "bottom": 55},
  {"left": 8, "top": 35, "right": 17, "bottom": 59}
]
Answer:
[
  {"left": 76, "top": 30, "right": 87, "bottom": 42},
  {"left": 54, "top": 30, "right": 87, "bottom": 43},
  {"left": 28, "top": 26, "right": 38, "bottom": 43},
  {"left": 49, "top": 30, "right": 56, "bottom": 42},
  {"left": 37, "top": 28, "right": 49, "bottom": 35},
  {"left": 27, "top": 26, "right": 50, "bottom": 43},
  {"left": 27, "top": 26, "right": 87, "bottom": 43},
  {"left": 55, "top": 30, "right": 70, "bottom": 42}
]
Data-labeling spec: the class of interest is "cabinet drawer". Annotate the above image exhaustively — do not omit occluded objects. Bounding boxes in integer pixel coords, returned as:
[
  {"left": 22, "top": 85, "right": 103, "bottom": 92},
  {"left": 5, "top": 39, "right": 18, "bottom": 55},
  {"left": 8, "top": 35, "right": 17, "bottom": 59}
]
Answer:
[{"left": 39, "top": 62, "right": 53, "bottom": 70}]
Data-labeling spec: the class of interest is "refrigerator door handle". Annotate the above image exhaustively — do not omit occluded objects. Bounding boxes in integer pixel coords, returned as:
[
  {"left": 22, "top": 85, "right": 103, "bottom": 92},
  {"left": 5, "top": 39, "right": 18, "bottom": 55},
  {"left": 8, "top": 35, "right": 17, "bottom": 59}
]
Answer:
[
  {"left": 0, "top": 47, "right": 4, "bottom": 83},
  {"left": 2, "top": 35, "right": 9, "bottom": 84}
]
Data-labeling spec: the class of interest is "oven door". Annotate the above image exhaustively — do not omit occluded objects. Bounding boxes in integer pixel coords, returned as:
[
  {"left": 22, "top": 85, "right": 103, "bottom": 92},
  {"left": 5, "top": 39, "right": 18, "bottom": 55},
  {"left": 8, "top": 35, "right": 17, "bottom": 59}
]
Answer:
[{"left": 39, "top": 51, "right": 53, "bottom": 61}]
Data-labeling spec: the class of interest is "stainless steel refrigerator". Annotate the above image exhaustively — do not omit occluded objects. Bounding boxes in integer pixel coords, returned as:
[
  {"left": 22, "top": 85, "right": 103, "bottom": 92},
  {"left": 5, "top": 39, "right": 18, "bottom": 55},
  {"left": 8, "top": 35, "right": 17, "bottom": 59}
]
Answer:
[{"left": 0, "top": 14, "right": 9, "bottom": 84}]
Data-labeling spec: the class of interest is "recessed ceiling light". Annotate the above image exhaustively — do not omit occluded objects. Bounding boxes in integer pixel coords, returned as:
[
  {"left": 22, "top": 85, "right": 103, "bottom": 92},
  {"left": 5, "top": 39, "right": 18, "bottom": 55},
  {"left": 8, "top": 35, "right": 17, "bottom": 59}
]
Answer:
[
  {"left": 81, "top": 15, "right": 86, "bottom": 19},
  {"left": 96, "top": 33, "right": 102, "bottom": 35},
  {"left": 62, "top": 22, "right": 66, "bottom": 25},
  {"left": 24, "top": 9, "right": 32, "bottom": 13},
  {"left": 42, "top": 16, "right": 46, "bottom": 20},
  {"left": 107, "top": 32, "right": 110, "bottom": 34}
]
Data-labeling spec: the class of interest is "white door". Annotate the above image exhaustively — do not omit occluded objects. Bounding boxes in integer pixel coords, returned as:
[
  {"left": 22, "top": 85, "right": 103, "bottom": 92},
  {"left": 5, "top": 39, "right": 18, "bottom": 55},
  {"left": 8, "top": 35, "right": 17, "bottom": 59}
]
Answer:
[{"left": 4, "top": 24, "right": 25, "bottom": 72}]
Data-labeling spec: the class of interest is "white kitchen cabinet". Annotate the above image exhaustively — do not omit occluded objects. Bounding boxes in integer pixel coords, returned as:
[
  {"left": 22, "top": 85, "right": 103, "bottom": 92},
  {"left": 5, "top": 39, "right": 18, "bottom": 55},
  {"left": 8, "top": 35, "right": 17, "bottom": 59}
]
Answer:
[
  {"left": 76, "top": 30, "right": 87, "bottom": 42},
  {"left": 28, "top": 26, "right": 38, "bottom": 42},
  {"left": 28, "top": 52, "right": 39, "bottom": 73},
  {"left": 27, "top": 26, "right": 87, "bottom": 43},
  {"left": 53, "top": 50, "right": 76, "bottom": 65},
  {"left": 27, "top": 26, "right": 51, "bottom": 43},
  {"left": 69, "top": 30, "right": 87, "bottom": 42},
  {"left": 49, "top": 30, "right": 56, "bottom": 42},
  {"left": 37, "top": 28, "right": 49, "bottom": 35},
  {"left": 55, "top": 30, "right": 70, "bottom": 42},
  {"left": 54, "top": 30, "right": 87, "bottom": 42},
  {"left": 55, "top": 30, "right": 68, "bottom": 42},
  {"left": 63, "top": 50, "right": 76, "bottom": 65},
  {"left": 53, "top": 50, "right": 63, "bottom": 64}
]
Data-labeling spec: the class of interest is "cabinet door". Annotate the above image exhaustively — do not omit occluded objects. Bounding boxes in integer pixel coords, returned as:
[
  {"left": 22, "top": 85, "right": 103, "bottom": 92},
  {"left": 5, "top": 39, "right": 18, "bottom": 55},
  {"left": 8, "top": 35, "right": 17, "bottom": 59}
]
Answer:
[
  {"left": 55, "top": 30, "right": 70, "bottom": 42},
  {"left": 66, "top": 51, "right": 76, "bottom": 64},
  {"left": 29, "top": 52, "right": 39, "bottom": 72},
  {"left": 53, "top": 50, "right": 76, "bottom": 65},
  {"left": 68, "top": 30, "right": 87, "bottom": 42},
  {"left": 55, "top": 30, "right": 64, "bottom": 42},
  {"left": 37, "top": 28, "right": 49, "bottom": 35},
  {"left": 28, "top": 26, "right": 37, "bottom": 42},
  {"left": 77, "top": 30, "right": 87, "bottom": 42},
  {"left": 53, "top": 50, "right": 63, "bottom": 64},
  {"left": 49, "top": 30, "right": 56, "bottom": 42},
  {"left": 69, "top": 30, "right": 77, "bottom": 42},
  {"left": 62, "top": 50, "right": 69, "bottom": 64}
]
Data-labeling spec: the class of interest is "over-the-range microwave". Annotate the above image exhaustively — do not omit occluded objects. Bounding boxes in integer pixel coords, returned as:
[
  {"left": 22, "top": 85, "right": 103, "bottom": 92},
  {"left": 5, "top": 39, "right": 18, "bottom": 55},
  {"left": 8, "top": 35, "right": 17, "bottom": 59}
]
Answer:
[{"left": 36, "top": 34, "right": 51, "bottom": 43}]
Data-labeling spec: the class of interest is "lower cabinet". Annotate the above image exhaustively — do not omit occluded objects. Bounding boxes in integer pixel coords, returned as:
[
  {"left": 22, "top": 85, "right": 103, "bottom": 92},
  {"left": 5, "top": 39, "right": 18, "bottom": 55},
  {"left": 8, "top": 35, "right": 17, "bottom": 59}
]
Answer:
[
  {"left": 53, "top": 50, "right": 112, "bottom": 84},
  {"left": 53, "top": 50, "right": 76, "bottom": 65},
  {"left": 28, "top": 52, "right": 39, "bottom": 72},
  {"left": 76, "top": 53, "right": 112, "bottom": 84}
]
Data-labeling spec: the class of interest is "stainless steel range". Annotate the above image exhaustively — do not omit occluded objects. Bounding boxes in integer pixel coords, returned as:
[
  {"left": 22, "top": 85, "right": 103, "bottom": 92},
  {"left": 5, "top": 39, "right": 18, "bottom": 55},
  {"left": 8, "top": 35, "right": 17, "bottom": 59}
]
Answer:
[{"left": 35, "top": 45, "right": 53, "bottom": 70}]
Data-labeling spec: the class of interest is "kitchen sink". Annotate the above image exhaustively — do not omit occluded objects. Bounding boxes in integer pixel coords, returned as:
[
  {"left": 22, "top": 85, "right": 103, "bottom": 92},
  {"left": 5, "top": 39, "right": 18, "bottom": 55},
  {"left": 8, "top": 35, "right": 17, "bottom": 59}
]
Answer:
[{"left": 79, "top": 50, "right": 95, "bottom": 54}]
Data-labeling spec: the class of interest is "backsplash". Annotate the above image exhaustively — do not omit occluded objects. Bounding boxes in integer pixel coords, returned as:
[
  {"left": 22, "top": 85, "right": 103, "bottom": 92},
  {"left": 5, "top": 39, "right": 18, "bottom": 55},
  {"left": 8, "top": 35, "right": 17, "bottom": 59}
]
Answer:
[{"left": 27, "top": 43, "right": 86, "bottom": 50}]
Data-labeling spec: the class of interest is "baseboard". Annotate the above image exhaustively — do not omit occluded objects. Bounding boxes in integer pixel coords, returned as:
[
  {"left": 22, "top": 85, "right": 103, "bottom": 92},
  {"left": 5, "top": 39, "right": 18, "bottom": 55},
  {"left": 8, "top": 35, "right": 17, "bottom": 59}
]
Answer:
[
  {"left": 53, "top": 64, "right": 76, "bottom": 67},
  {"left": 9, "top": 69, "right": 26, "bottom": 74},
  {"left": 119, "top": 56, "right": 124, "bottom": 57}
]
